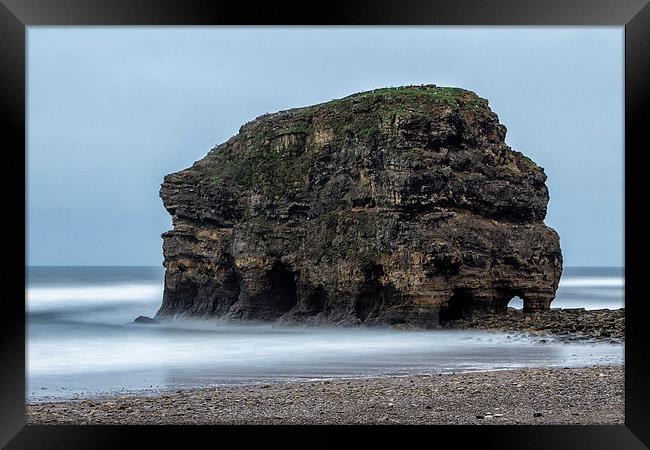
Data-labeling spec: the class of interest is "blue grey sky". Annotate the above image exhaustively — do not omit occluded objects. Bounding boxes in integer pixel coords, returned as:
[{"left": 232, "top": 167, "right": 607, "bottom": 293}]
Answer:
[{"left": 27, "top": 27, "right": 624, "bottom": 267}]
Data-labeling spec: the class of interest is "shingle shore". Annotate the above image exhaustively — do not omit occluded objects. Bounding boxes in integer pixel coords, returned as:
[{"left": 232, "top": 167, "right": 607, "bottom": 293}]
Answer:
[{"left": 27, "top": 365, "right": 623, "bottom": 425}]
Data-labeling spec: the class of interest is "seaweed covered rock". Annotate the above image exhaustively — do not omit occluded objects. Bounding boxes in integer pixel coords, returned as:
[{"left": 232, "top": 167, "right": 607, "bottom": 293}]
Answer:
[{"left": 155, "top": 85, "right": 562, "bottom": 327}]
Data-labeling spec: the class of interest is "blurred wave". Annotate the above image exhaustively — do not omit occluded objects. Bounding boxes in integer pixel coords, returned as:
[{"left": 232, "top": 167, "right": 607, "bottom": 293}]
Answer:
[
  {"left": 559, "top": 277, "right": 623, "bottom": 288},
  {"left": 27, "top": 284, "right": 161, "bottom": 311},
  {"left": 26, "top": 266, "right": 624, "bottom": 401}
]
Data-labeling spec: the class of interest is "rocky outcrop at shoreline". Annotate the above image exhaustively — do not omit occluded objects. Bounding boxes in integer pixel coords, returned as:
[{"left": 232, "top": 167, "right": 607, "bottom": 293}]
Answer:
[
  {"left": 441, "top": 307, "right": 624, "bottom": 341},
  {"left": 155, "top": 85, "right": 562, "bottom": 327}
]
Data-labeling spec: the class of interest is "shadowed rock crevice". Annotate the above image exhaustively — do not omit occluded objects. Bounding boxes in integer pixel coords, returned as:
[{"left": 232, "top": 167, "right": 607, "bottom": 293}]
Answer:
[
  {"left": 354, "top": 264, "right": 386, "bottom": 323},
  {"left": 303, "top": 286, "right": 326, "bottom": 312},
  {"left": 265, "top": 262, "right": 299, "bottom": 317},
  {"left": 439, "top": 288, "right": 475, "bottom": 323},
  {"left": 155, "top": 85, "right": 563, "bottom": 327}
]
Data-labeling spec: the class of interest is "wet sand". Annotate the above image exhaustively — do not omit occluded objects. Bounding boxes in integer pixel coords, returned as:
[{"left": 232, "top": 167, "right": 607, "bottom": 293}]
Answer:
[{"left": 27, "top": 365, "right": 623, "bottom": 425}]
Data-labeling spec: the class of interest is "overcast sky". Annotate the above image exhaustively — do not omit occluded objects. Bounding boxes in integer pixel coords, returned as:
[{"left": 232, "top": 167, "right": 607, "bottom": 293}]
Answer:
[{"left": 27, "top": 27, "right": 624, "bottom": 267}]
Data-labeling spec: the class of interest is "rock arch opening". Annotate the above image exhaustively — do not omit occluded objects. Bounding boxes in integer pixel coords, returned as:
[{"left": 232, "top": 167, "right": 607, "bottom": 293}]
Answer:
[{"left": 507, "top": 296, "right": 524, "bottom": 310}]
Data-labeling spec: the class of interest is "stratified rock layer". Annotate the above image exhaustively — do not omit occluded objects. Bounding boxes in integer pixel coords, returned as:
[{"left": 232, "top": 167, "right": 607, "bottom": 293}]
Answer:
[{"left": 155, "top": 85, "right": 562, "bottom": 327}]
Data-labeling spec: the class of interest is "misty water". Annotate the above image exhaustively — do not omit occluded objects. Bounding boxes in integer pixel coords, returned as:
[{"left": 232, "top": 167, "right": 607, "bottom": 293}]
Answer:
[{"left": 26, "top": 266, "right": 624, "bottom": 402}]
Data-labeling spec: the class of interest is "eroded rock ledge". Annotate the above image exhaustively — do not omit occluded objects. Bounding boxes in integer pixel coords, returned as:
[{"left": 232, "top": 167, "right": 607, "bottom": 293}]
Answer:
[
  {"left": 155, "top": 85, "right": 562, "bottom": 327},
  {"left": 441, "top": 308, "right": 624, "bottom": 342}
]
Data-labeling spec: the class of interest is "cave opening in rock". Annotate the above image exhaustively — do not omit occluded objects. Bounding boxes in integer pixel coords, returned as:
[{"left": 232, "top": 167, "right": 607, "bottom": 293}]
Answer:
[
  {"left": 303, "top": 286, "right": 326, "bottom": 313},
  {"left": 355, "top": 264, "right": 384, "bottom": 322},
  {"left": 266, "top": 262, "right": 299, "bottom": 315},
  {"left": 355, "top": 290, "right": 377, "bottom": 322},
  {"left": 439, "top": 288, "right": 475, "bottom": 324},
  {"left": 507, "top": 296, "right": 524, "bottom": 310}
]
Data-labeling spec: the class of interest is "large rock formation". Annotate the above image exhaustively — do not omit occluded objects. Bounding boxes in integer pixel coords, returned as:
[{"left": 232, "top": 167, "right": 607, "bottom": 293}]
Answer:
[{"left": 155, "top": 85, "right": 562, "bottom": 327}]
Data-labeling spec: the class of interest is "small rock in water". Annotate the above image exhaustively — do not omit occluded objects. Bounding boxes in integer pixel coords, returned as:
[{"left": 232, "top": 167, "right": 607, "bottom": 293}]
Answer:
[
  {"left": 134, "top": 316, "right": 159, "bottom": 325},
  {"left": 533, "top": 412, "right": 543, "bottom": 417}
]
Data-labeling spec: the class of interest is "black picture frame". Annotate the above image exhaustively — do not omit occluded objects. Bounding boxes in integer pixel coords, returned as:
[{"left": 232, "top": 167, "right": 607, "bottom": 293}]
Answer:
[{"left": 2, "top": 0, "right": 648, "bottom": 448}]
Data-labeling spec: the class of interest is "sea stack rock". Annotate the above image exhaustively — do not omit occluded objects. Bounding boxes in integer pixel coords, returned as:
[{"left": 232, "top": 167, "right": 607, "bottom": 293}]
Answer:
[{"left": 155, "top": 85, "right": 562, "bottom": 327}]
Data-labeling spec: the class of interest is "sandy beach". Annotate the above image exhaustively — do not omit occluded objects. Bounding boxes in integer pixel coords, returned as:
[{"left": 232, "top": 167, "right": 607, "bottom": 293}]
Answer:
[{"left": 27, "top": 364, "right": 623, "bottom": 425}]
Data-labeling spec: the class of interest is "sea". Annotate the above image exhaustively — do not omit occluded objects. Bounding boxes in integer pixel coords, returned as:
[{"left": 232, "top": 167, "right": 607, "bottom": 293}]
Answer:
[{"left": 26, "top": 266, "right": 624, "bottom": 402}]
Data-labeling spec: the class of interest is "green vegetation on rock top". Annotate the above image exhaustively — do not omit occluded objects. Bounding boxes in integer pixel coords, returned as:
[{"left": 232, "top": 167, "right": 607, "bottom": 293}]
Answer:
[
  {"left": 204, "top": 85, "right": 488, "bottom": 194},
  {"left": 343, "top": 85, "right": 470, "bottom": 101}
]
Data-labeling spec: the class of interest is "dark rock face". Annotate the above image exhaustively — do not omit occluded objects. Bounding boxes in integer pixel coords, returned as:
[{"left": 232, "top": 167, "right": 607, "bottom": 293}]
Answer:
[{"left": 155, "top": 85, "right": 562, "bottom": 327}]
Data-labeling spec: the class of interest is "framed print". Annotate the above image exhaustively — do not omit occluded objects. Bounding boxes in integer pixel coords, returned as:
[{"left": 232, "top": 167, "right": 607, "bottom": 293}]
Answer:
[{"left": 2, "top": 0, "right": 648, "bottom": 448}]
